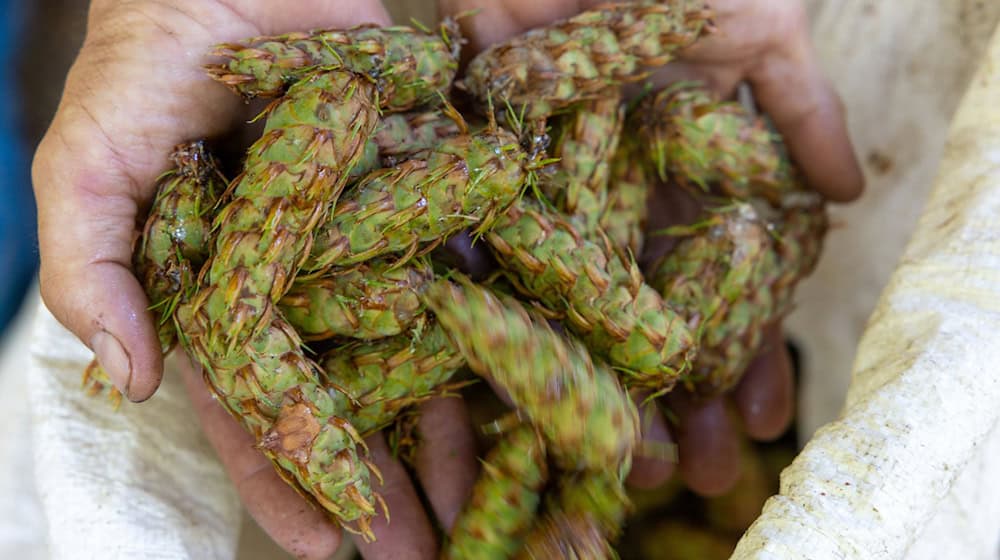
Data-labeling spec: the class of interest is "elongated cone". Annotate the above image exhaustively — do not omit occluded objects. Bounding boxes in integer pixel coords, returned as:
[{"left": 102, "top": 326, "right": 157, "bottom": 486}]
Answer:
[
  {"left": 83, "top": 141, "right": 224, "bottom": 403},
  {"left": 319, "top": 322, "right": 465, "bottom": 435},
  {"left": 305, "top": 130, "right": 527, "bottom": 271},
  {"left": 206, "top": 19, "right": 462, "bottom": 111},
  {"left": 177, "top": 71, "right": 382, "bottom": 535},
  {"left": 442, "top": 425, "right": 548, "bottom": 560},
  {"left": 424, "top": 276, "right": 640, "bottom": 471},
  {"left": 650, "top": 195, "right": 827, "bottom": 393},
  {"left": 350, "top": 108, "right": 464, "bottom": 183},
  {"left": 542, "top": 96, "right": 624, "bottom": 235},
  {"left": 486, "top": 199, "right": 696, "bottom": 392},
  {"left": 638, "top": 82, "right": 794, "bottom": 204},
  {"left": 462, "top": 1, "right": 713, "bottom": 119},
  {"left": 282, "top": 259, "right": 433, "bottom": 341},
  {"left": 517, "top": 472, "right": 631, "bottom": 560},
  {"left": 601, "top": 139, "right": 650, "bottom": 256}
]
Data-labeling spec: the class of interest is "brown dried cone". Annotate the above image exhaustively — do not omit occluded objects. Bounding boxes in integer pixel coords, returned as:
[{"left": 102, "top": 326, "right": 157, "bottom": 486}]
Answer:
[
  {"left": 281, "top": 259, "right": 434, "bottom": 341},
  {"left": 541, "top": 96, "right": 625, "bottom": 236},
  {"left": 206, "top": 19, "right": 463, "bottom": 111},
  {"left": 176, "top": 71, "right": 384, "bottom": 536},
  {"left": 319, "top": 322, "right": 467, "bottom": 436},
  {"left": 304, "top": 128, "right": 528, "bottom": 272},
  {"left": 82, "top": 141, "right": 224, "bottom": 404},
  {"left": 517, "top": 472, "right": 631, "bottom": 560},
  {"left": 462, "top": 1, "right": 713, "bottom": 119},
  {"left": 442, "top": 425, "right": 549, "bottom": 560},
  {"left": 636, "top": 82, "right": 795, "bottom": 204},
  {"left": 486, "top": 198, "right": 696, "bottom": 393},
  {"left": 601, "top": 138, "right": 651, "bottom": 256},
  {"left": 424, "top": 276, "right": 641, "bottom": 471}
]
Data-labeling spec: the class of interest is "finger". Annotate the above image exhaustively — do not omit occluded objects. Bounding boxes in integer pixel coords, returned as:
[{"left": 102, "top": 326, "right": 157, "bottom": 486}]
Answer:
[
  {"left": 667, "top": 392, "right": 741, "bottom": 497},
  {"left": 412, "top": 397, "right": 480, "bottom": 531},
  {"left": 178, "top": 357, "right": 341, "bottom": 560},
  {"left": 33, "top": 128, "right": 163, "bottom": 402},
  {"left": 232, "top": 0, "right": 391, "bottom": 34},
  {"left": 440, "top": 0, "right": 583, "bottom": 52},
  {"left": 746, "top": 34, "right": 864, "bottom": 201},
  {"left": 733, "top": 325, "right": 795, "bottom": 441},
  {"left": 626, "top": 395, "right": 677, "bottom": 489},
  {"left": 354, "top": 433, "right": 438, "bottom": 560}
]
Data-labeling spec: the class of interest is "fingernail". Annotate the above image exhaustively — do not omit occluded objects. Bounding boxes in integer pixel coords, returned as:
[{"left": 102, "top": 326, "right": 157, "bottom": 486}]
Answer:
[{"left": 90, "top": 331, "right": 133, "bottom": 399}]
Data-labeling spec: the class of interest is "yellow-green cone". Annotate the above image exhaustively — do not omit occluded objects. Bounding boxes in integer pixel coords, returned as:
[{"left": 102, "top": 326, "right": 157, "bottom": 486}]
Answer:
[
  {"left": 424, "top": 276, "right": 640, "bottom": 471},
  {"left": 443, "top": 425, "right": 549, "bottom": 560},
  {"left": 487, "top": 199, "right": 696, "bottom": 393},
  {"left": 176, "top": 71, "right": 382, "bottom": 536},
  {"left": 206, "top": 19, "right": 462, "bottom": 111},
  {"left": 463, "top": 1, "right": 713, "bottom": 119}
]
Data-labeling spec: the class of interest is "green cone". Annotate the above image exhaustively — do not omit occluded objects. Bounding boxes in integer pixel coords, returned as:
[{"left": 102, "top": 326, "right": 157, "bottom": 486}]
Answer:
[
  {"left": 442, "top": 425, "right": 549, "bottom": 560},
  {"left": 463, "top": 1, "right": 713, "bottom": 119},
  {"left": 486, "top": 199, "right": 696, "bottom": 392},
  {"left": 206, "top": 19, "right": 462, "bottom": 111},
  {"left": 424, "top": 276, "right": 640, "bottom": 471},
  {"left": 305, "top": 129, "right": 528, "bottom": 271}
]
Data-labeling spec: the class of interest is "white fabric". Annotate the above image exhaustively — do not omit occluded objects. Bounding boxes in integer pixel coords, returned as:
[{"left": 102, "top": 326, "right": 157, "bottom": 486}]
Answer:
[
  {"left": 23, "top": 300, "right": 243, "bottom": 559},
  {"left": 734, "top": 16, "right": 1000, "bottom": 560}
]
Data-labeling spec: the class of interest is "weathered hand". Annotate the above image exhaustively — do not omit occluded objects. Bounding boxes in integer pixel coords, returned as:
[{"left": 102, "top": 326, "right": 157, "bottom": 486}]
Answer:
[
  {"left": 440, "top": 0, "right": 863, "bottom": 496},
  {"left": 32, "top": 1, "right": 479, "bottom": 557}
]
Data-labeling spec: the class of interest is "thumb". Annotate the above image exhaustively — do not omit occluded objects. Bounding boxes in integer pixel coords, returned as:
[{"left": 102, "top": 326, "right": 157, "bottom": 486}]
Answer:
[{"left": 33, "top": 112, "right": 164, "bottom": 402}]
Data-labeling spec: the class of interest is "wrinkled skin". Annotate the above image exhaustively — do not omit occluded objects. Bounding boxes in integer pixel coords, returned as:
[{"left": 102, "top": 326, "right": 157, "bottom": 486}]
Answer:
[{"left": 32, "top": 0, "right": 860, "bottom": 557}]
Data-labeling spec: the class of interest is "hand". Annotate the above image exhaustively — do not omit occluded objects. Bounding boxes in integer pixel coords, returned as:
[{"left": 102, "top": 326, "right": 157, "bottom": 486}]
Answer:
[
  {"left": 440, "top": 0, "right": 863, "bottom": 495},
  {"left": 33, "top": 1, "right": 480, "bottom": 557}
]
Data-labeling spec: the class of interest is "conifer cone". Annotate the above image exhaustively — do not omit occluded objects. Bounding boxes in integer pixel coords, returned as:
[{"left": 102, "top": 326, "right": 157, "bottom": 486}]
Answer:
[
  {"left": 351, "top": 108, "right": 464, "bottom": 182},
  {"left": 517, "top": 472, "right": 630, "bottom": 560},
  {"left": 319, "top": 322, "right": 466, "bottom": 435},
  {"left": 462, "top": 1, "right": 713, "bottom": 119},
  {"left": 282, "top": 259, "right": 433, "bottom": 341},
  {"left": 206, "top": 20, "right": 462, "bottom": 111},
  {"left": 637, "top": 83, "right": 793, "bottom": 204},
  {"left": 83, "top": 141, "right": 224, "bottom": 402},
  {"left": 442, "top": 425, "right": 549, "bottom": 560},
  {"left": 424, "top": 276, "right": 640, "bottom": 471},
  {"left": 486, "top": 199, "right": 696, "bottom": 392},
  {"left": 176, "top": 71, "right": 383, "bottom": 535},
  {"left": 305, "top": 129, "right": 528, "bottom": 272},
  {"left": 542, "top": 96, "right": 624, "bottom": 236},
  {"left": 600, "top": 139, "right": 651, "bottom": 256}
]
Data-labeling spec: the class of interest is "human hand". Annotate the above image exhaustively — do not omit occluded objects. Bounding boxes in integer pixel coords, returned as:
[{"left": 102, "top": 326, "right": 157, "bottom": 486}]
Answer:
[
  {"left": 440, "top": 0, "right": 863, "bottom": 495},
  {"left": 32, "top": 1, "right": 480, "bottom": 557}
]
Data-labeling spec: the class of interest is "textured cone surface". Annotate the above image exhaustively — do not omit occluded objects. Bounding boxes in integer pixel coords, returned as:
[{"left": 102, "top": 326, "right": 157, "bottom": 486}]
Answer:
[
  {"left": 462, "top": 1, "right": 712, "bottom": 119},
  {"left": 306, "top": 130, "right": 527, "bottom": 271},
  {"left": 206, "top": 20, "right": 462, "bottom": 111},
  {"left": 638, "top": 83, "right": 792, "bottom": 203},
  {"left": 601, "top": 139, "right": 650, "bottom": 256},
  {"left": 486, "top": 198, "right": 695, "bottom": 391},
  {"left": 424, "top": 277, "right": 640, "bottom": 471},
  {"left": 542, "top": 96, "right": 624, "bottom": 235},
  {"left": 177, "top": 71, "right": 380, "bottom": 531},
  {"left": 517, "top": 472, "right": 630, "bottom": 560},
  {"left": 350, "top": 108, "right": 464, "bottom": 183},
  {"left": 443, "top": 425, "right": 548, "bottom": 560},
  {"left": 319, "top": 322, "right": 464, "bottom": 435},
  {"left": 651, "top": 194, "right": 827, "bottom": 393},
  {"left": 282, "top": 259, "right": 433, "bottom": 341},
  {"left": 83, "top": 141, "right": 225, "bottom": 400}
]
